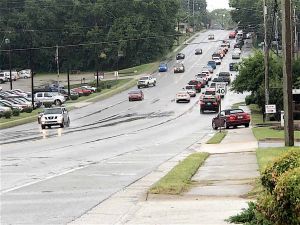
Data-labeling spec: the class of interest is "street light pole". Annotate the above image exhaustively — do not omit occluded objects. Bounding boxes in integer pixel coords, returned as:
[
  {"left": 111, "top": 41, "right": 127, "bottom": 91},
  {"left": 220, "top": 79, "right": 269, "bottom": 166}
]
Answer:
[{"left": 5, "top": 38, "right": 12, "bottom": 90}]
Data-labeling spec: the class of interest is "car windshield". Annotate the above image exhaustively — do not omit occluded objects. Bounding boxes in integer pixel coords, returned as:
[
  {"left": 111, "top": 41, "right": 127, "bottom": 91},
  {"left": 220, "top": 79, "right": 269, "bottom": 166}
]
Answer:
[
  {"left": 210, "top": 83, "right": 216, "bottom": 87},
  {"left": 208, "top": 61, "right": 215, "bottom": 64},
  {"left": 188, "top": 81, "right": 198, "bottom": 85},
  {"left": 203, "top": 97, "right": 216, "bottom": 102},
  {"left": 226, "top": 109, "right": 244, "bottom": 115},
  {"left": 140, "top": 77, "right": 149, "bottom": 80},
  {"left": 160, "top": 64, "right": 166, "bottom": 67},
  {"left": 44, "top": 108, "right": 63, "bottom": 115},
  {"left": 219, "top": 73, "right": 230, "bottom": 76},
  {"left": 205, "top": 91, "right": 216, "bottom": 95},
  {"left": 129, "top": 91, "right": 141, "bottom": 94},
  {"left": 186, "top": 86, "right": 194, "bottom": 90},
  {"left": 175, "top": 63, "right": 183, "bottom": 67}
]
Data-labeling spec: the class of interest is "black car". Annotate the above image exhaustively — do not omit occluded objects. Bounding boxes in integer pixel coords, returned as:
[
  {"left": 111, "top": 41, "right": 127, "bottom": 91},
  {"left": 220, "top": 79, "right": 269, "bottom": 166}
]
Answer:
[
  {"left": 195, "top": 48, "right": 203, "bottom": 55},
  {"left": 229, "top": 63, "right": 238, "bottom": 71},
  {"left": 200, "top": 95, "right": 219, "bottom": 113},
  {"left": 212, "top": 77, "right": 226, "bottom": 83},
  {"left": 218, "top": 72, "right": 231, "bottom": 84},
  {"left": 176, "top": 53, "right": 185, "bottom": 60}
]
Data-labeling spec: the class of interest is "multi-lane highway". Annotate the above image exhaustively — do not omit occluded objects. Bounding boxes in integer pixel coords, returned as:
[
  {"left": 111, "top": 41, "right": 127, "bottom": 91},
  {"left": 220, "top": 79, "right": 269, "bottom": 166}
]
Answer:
[{"left": 1, "top": 30, "right": 249, "bottom": 225}]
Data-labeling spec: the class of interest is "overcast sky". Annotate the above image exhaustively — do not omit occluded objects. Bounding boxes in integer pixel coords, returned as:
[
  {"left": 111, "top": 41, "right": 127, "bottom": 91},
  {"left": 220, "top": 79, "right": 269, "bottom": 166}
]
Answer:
[{"left": 206, "top": 0, "right": 230, "bottom": 11}]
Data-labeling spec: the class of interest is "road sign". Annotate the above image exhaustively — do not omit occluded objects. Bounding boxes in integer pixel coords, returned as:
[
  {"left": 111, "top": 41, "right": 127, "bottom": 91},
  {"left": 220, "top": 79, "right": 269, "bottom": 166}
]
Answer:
[
  {"left": 265, "top": 104, "right": 276, "bottom": 114},
  {"left": 114, "top": 71, "right": 119, "bottom": 77},
  {"left": 216, "top": 82, "right": 227, "bottom": 96}
]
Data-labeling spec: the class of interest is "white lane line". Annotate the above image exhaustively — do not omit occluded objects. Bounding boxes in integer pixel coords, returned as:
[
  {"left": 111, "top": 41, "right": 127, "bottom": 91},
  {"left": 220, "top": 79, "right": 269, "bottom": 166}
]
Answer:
[{"left": 1, "top": 164, "right": 91, "bottom": 194}]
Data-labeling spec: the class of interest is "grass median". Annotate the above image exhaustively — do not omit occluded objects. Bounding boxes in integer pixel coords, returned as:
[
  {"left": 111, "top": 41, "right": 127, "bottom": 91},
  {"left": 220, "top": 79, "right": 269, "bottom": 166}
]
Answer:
[
  {"left": 206, "top": 131, "right": 227, "bottom": 144},
  {"left": 149, "top": 152, "right": 209, "bottom": 195}
]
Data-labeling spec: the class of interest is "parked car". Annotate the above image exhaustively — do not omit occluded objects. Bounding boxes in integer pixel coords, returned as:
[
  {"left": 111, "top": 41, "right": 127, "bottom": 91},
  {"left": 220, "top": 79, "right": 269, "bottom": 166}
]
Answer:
[
  {"left": 176, "top": 90, "right": 190, "bottom": 103},
  {"left": 176, "top": 53, "right": 185, "bottom": 60},
  {"left": 128, "top": 90, "right": 144, "bottom": 101},
  {"left": 188, "top": 80, "right": 204, "bottom": 93},
  {"left": 212, "top": 108, "right": 251, "bottom": 129},
  {"left": 72, "top": 87, "right": 92, "bottom": 96},
  {"left": 174, "top": 63, "right": 185, "bottom": 73},
  {"left": 0, "top": 99, "right": 24, "bottom": 111},
  {"left": 18, "top": 69, "right": 31, "bottom": 78},
  {"left": 39, "top": 107, "right": 70, "bottom": 129},
  {"left": 200, "top": 95, "right": 219, "bottom": 113},
  {"left": 229, "top": 63, "right": 238, "bottom": 71},
  {"left": 195, "top": 48, "right": 203, "bottom": 55},
  {"left": 0, "top": 73, "right": 7, "bottom": 83},
  {"left": 207, "top": 60, "right": 217, "bottom": 69},
  {"left": 34, "top": 92, "right": 66, "bottom": 105},
  {"left": 158, "top": 63, "right": 168, "bottom": 72},
  {"left": 81, "top": 85, "right": 97, "bottom": 92},
  {"left": 137, "top": 76, "right": 156, "bottom": 88},
  {"left": 184, "top": 85, "right": 196, "bottom": 97},
  {"left": 232, "top": 51, "right": 241, "bottom": 59},
  {"left": 208, "top": 34, "right": 215, "bottom": 40}
]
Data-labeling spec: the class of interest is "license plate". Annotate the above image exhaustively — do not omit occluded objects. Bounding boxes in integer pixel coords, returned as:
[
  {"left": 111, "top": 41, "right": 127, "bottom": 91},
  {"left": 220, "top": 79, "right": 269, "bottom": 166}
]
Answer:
[
  {"left": 207, "top": 102, "right": 211, "bottom": 105},
  {"left": 238, "top": 116, "right": 243, "bottom": 119}
]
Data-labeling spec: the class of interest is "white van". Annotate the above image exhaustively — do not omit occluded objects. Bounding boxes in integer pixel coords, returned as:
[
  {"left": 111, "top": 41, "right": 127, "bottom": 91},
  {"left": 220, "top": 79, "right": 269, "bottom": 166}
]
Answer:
[
  {"left": 1, "top": 71, "right": 18, "bottom": 81},
  {"left": 18, "top": 69, "right": 31, "bottom": 78}
]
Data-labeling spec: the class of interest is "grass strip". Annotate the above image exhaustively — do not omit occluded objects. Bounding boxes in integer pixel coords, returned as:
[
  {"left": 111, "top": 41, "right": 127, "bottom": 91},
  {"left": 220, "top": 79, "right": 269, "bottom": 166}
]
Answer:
[
  {"left": 149, "top": 152, "right": 209, "bottom": 195},
  {"left": 206, "top": 131, "right": 228, "bottom": 144},
  {"left": 252, "top": 127, "right": 300, "bottom": 141},
  {"left": 232, "top": 101, "right": 246, "bottom": 109}
]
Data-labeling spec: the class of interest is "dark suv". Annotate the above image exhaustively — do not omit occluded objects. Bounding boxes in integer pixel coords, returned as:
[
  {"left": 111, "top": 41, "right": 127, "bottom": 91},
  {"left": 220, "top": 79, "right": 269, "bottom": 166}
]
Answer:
[
  {"left": 176, "top": 53, "right": 185, "bottom": 60},
  {"left": 200, "top": 95, "right": 219, "bottom": 113},
  {"left": 218, "top": 72, "right": 231, "bottom": 84}
]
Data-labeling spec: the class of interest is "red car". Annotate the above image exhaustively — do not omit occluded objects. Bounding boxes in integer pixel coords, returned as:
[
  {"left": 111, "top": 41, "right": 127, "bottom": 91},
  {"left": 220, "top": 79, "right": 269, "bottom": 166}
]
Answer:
[
  {"left": 229, "top": 31, "right": 236, "bottom": 39},
  {"left": 72, "top": 88, "right": 92, "bottom": 96},
  {"left": 212, "top": 108, "right": 251, "bottom": 130},
  {"left": 188, "top": 80, "right": 204, "bottom": 93},
  {"left": 128, "top": 90, "right": 144, "bottom": 101}
]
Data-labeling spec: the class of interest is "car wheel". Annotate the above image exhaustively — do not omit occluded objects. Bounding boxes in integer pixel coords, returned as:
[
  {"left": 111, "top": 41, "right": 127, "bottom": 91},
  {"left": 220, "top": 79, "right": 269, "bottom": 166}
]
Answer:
[
  {"left": 24, "top": 76, "right": 28, "bottom": 79},
  {"left": 212, "top": 122, "right": 218, "bottom": 130},
  {"left": 54, "top": 100, "right": 62, "bottom": 106},
  {"left": 245, "top": 123, "right": 250, "bottom": 128},
  {"left": 200, "top": 109, "right": 204, "bottom": 114},
  {"left": 41, "top": 125, "right": 46, "bottom": 129},
  {"left": 60, "top": 122, "right": 64, "bottom": 128},
  {"left": 66, "top": 118, "right": 70, "bottom": 127},
  {"left": 153, "top": 81, "right": 156, "bottom": 86},
  {"left": 233, "top": 125, "right": 238, "bottom": 129},
  {"left": 224, "top": 121, "right": 229, "bottom": 129}
]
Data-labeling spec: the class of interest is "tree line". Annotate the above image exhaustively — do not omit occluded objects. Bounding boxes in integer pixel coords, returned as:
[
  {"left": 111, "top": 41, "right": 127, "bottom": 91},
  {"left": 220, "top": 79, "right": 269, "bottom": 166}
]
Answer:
[{"left": 0, "top": 0, "right": 192, "bottom": 73}]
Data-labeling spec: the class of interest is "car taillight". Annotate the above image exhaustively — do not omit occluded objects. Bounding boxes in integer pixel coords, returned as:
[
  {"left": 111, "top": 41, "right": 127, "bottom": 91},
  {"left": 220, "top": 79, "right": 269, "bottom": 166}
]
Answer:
[
  {"left": 213, "top": 102, "right": 218, "bottom": 106},
  {"left": 229, "top": 116, "right": 236, "bottom": 121}
]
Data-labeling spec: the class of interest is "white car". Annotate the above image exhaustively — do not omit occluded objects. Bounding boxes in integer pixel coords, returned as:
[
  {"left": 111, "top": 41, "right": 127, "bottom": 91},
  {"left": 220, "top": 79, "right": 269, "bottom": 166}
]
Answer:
[
  {"left": 232, "top": 51, "right": 241, "bottom": 59},
  {"left": 202, "top": 66, "right": 214, "bottom": 73},
  {"left": 34, "top": 92, "right": 66, "bottom": 106},
  {"left": 185, "top": 85, "right": 196, "bottom": 97},
  {"left": 137, "top": 75, "right": 156, "bottom": 88},
  {"left": 234, "top": 48, "right": 241, "bottom": 54},
  {"left": 18, "top": 69, "right": 31, "bottom": 79},
  {"left": 212, "top": 57, "right": 222, "bottom": 65},
  {"left": 176, "top": 90, "right": 190, "bottom": 103},
  {"left": 39, "top": 107, "right": 70, "bottom": 129}
]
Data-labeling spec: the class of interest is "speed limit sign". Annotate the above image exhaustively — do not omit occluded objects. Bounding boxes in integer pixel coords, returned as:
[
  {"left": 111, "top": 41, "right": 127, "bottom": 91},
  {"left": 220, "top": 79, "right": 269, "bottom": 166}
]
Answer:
[{"left": 216, "top": 83, "right": 227, "bottom": 96}]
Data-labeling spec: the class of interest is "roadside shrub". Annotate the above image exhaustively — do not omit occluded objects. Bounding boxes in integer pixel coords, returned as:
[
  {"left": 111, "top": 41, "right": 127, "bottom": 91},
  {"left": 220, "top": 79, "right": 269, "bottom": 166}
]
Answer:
[
  {"left": 43, "top": 102, "right": 52, "bottom": 108},
  {"left": 24, "top": 107, "right": 33, "bottom": 113},
  {"left": 273, "top": 167, "right": 300, "bottom": 225},
  {"left": 245, "top": 94, "right": 256, "bottom": 105},
  {"left": 106, "top": 84, "right": 112, "bottom": 89},
  {"left": 227, "top": 201, "right": 273, "bottom": 225},
  {"left": 96, "top": 88, "right": 101, "bottom": 92},
  {"left": 83, "top": 92, "right": 90, "bottom": 96},
  {"left": 70, "top": 95, "right": 79, "bottom": 100},
  {"left": 261, "top": 150, "right": 300, "bottom": 192},
  {"left": 3, "top": 110, "right": 12, "bottom": 119},
  {"left": 12, "top": 108, "right": 20, "bottom": 116}
]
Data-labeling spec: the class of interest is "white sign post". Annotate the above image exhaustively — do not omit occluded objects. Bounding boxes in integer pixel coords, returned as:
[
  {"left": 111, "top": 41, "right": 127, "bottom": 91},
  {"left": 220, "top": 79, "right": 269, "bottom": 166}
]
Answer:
[
  {"left": 265, "top": 104, "right": 276, "bottom": 114},
  {"left": 216, "top": 82, "right": 227, "bottom": 96}
]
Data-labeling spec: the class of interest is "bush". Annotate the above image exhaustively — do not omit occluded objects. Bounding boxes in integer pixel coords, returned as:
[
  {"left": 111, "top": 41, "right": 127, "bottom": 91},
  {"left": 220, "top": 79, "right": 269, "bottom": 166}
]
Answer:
[
  {"left": 106, "top": 84, "right": 112, "bottom": 89},
  {"left": 83, "top": 92, "right": 90, "bottom": 96},
  {"left": 3, "top": 110, "right": 12, "bottom": 119},
  {"left": 43, "top": 102, "right": 52, "bottom": 108},
  {"left": 70, "top": 95, "right": 79, "bottom": 100},
  {"left": 245, "top": 94, "right": 256, "bottom": 105},
  {"left": 261, "top": 150, "right": 300, "bottom": 192},
  {"left": 24, "top": 107, "right": 33, "bottom": 113},
  {"left": 96, "top": 88, "right": 101, "bottom": 92},
  {"left": 12, "top": 108, "right": 20, "bottom": 116}
]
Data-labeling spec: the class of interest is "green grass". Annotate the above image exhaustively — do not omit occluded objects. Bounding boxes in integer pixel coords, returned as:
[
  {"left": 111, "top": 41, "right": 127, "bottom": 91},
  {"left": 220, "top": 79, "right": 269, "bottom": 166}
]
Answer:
[
  {"left": 248, "top": 104, "right": 263, "bottom": 125},
  {"left": 118, "top": 62, "right": 160, "bottom": 77},
  {"left": 149, "top": 152, "right": 209, "bottom": 195},
  {"left": 252, "top": 127, "right": 300, "bottom": 141},
  {"left": 206, "top": 131, "right": 228, "bottom": 144},
  {"left": 0, "top": 110, "right": 42, "bottom": 129}
]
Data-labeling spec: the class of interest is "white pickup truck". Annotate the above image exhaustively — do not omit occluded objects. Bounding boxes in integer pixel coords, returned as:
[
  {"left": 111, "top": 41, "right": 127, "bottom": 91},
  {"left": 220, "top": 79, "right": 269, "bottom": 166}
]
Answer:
[
  {"left": 34, "top": 92, "right": 66, "bottom": 106},
  {"left": 137, "top": 75, "right": 156, "bottom": 88}
]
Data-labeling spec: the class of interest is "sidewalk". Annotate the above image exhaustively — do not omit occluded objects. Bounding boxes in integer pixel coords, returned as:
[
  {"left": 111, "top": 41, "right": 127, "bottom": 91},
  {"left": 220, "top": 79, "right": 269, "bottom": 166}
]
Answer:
[{"left": 68, "top": 128, "right": 259, "bottom": 225}]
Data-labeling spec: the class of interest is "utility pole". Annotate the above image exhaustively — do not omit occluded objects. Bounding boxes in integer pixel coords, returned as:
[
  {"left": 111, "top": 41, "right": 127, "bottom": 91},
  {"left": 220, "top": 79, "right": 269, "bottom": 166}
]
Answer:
[
  {"left": 55, "top": 45, "right": 59, "bottom": 82},
  {"left": 282, "top": 0, "right": 294, "bottom": 146},
  {"left": 293, "top": 6, "right": 298, "bottom": 59},
  {"left": 275, "top": 13, "right": 280, "bottom": 55},
  {"left": 192, "top": 0, "right": 195, "bottom": 32},
  {"left": 263, "top": 0, "right": 270, "bottom": 120}
]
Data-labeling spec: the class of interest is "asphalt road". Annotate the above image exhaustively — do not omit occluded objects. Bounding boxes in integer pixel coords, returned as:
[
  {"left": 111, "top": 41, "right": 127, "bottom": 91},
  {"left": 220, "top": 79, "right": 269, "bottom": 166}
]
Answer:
[{"left": 1, "top": 30, "right": 250, "bottom": 225}]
